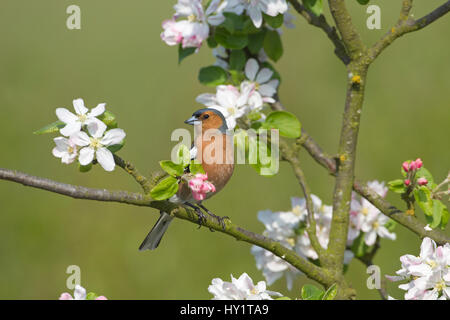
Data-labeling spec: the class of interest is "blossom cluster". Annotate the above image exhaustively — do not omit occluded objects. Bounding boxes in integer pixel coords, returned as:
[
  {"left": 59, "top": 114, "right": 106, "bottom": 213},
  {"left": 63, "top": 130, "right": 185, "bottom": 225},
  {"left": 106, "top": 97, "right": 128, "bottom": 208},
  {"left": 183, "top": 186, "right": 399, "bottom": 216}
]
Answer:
[
  {"left": 52, "top": 98, "right": 126, "bottom": 172},
  {"left": 208, "top": 272, "right": 282, "bottom": 300},
  {"left": 188, "top": 173, "right": 216, "bottom": 201},
  {"left": 403, "top": 158, "right": 427, "bottom": 187},
  {"left": 387, "top": 237, "right": 450, "bottom": 300},
  {"left": 161, "top": 0, "right": 289, "bottom": 50},
  {"left": 251, "top": 181, "right": 396, "bottom": 290}
]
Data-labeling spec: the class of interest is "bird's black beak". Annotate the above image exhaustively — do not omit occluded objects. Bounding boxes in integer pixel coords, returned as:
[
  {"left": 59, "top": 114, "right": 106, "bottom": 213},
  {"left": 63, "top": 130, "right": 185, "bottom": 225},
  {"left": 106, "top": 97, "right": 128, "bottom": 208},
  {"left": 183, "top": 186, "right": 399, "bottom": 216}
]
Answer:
[{"left": 184, "top": 115, "right": 199, "bottom": 125}]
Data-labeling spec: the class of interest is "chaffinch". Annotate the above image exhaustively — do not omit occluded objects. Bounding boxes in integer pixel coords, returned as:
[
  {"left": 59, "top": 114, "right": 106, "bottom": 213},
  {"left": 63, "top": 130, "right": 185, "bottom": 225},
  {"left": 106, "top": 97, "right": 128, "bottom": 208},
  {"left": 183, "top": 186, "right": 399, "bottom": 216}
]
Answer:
[{"left": 139, "top": 108, "right": 234, "bottom": 250}]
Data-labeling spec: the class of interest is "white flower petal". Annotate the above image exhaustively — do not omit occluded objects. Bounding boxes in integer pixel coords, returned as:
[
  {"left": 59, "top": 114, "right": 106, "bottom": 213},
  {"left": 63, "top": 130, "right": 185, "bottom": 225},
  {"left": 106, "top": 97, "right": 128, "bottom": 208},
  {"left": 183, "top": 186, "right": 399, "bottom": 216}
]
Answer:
[
  {"left": 96, "top": 148, "right": 115, "bottom": 172},
  {"left": 78, "top": 147, "right": 95, "bottom": 165},
  {"left": 60, "top": 122, "right": 82, "bottom": 137},
  {"left": 248, "top": 7, "right": 263, "bottom": 28},
  {"left": 73, "top": 98, "right": 89, "bottom": 115},
  {"left": 74, "top": 285, "right": 86, "bottom": 300},
  {"left": 256, "top": 68, "right": 273, "bottom": 84},
  {"left": 86, "top": 119, "right": 107, "bottom": 138},
  {"left": 72, "top": 131, "right": 91, "bottom": 147},
  {"left": 89, "top": 103, "right": 106, "bottom": 117},
  {"left": 245, "top": 59, "right": 259, "bottom": 81},
  {"left": 100, "top": 128, "right": 126, "bottom": 146},
  {"left": 56, "top": 108, "right": 77, "bottom": 124}
]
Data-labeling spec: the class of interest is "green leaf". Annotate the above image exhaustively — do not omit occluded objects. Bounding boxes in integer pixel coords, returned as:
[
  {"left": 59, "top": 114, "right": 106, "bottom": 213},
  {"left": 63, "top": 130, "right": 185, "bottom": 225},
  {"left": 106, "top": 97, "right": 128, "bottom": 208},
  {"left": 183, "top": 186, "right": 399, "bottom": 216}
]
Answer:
[
  {"left": 430, "top": 200, "right": 444, "bottom": 228},
  {"left": 262, "top": 111, "right": 301, "bottom": 138},
  {"left": 301, "top": 284, "right": 324, "bottom": 300},
  {"left": 107, "top": 140, "right": 125, "bottom": 153},
  {"left": 229, "top": 50, "right": 246, "bottom": 71},
  {"left": 98, "top": 110, "right": 118, "bottom": 128},
  {"left": 159, "top": 160, "right": 184, "bottom": 177},
  {"left": 189, "top": 161, "right": 205, "bottom": 175},
  {"left": 86, "top": 292, "right": 99, "bottom": 300},
  {"left": 440, "top": 206, "right": 449, "bottom": 230},
  {"left": 388, "top": 179, "right": 407, "bottom": 194},
  {"left": 221, "top": 12, "right": 245, "bottom": 34},
  {"left": 275, "top": 296, "right": 292, "bottom": 300},
  {"left": 248, "top": 30, "right": 266, "bottom": 55},
  {"left": 215, "top": 27, "right": 248, "bottom": 49},
  {"left": 357, "top": 0, "right": 370, "bottom": 4},
  {"left": 229, "top": 70, "right": 245, "bottom": 85},
  {"left": 414, "top": 186, "right": 434, "bottom": 216},
  {"left": 264, "top": 13, "right": 284, "bottom": 29},
  {"left": 263, "top": 30, "right": 283, "bottom": 62},
  {"left": 150, "top": 176, "right": 179, "bottom": 200},
  {"left": 322, "top": 283, "right": 338, "bottom": 300},
  {"left": 198, "top": 66, "right": 228, "bottom": 87},
  {"left": 176, "top": 144, "right": 191, "bottom": 167},
  {"left": 416, "top": 167, "right": 434, "bottom": 184},
  {"left": 351, "top": 233, "right": 369, "bottom": 258},
  {"left": 178, "top": 45, "right": 196, "bottom": 64},
  {"left": 33, "top": 121, "right": 65, "bottom": 135},
  {"left": 78, "top": 162, "right": 92, "bottom": 173},
  {"left": 303, "top": 0, "right": 323, "bottom": 16},
  {"left": 207, "top": 36, "right": 218, "bottom": 48}
]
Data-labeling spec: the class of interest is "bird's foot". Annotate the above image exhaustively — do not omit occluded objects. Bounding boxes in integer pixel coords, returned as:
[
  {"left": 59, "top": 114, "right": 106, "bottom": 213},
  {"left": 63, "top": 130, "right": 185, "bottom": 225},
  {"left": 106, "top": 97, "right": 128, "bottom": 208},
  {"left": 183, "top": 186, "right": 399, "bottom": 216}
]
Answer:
[
  {"left": 198, "top": 204, "right": 228, "bottom": 230},
  {"left": 185, "top": 202, "right": 207, "bottom": 229}
]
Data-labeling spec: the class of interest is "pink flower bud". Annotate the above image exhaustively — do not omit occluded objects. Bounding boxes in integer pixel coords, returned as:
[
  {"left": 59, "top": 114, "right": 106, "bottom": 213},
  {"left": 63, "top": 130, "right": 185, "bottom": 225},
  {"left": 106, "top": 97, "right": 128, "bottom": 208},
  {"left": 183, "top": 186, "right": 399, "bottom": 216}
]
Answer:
[
  {"left": 417, "top": 178, "right": 428, "bottom": 186},
  {"left": 402, "top": 161, "right": 410, "bottom": 172},
  {"left": 404, "top": 179, "right": 411, "bottom": 186},
  {"left": 414, "top": 158, "right": 423, "bottom": 169},
  {"left": 409, "top": 161, "right": 417, "bottom": 171}
]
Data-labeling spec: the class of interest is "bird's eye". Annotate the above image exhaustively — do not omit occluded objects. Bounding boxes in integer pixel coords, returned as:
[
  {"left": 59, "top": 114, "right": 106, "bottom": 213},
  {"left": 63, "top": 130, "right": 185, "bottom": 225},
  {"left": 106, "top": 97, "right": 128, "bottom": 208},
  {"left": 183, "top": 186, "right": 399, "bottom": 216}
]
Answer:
[{"left": 203, "top": 114, "right": 210, "bottom": 119}]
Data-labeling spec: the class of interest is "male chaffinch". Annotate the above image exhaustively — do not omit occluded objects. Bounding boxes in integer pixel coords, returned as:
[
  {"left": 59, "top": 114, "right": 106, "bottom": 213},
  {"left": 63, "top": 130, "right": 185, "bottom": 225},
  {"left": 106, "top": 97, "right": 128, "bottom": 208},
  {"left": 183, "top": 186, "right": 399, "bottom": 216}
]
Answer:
[{"left": 139, "top": 108, "right": 234, "bottom": 250}]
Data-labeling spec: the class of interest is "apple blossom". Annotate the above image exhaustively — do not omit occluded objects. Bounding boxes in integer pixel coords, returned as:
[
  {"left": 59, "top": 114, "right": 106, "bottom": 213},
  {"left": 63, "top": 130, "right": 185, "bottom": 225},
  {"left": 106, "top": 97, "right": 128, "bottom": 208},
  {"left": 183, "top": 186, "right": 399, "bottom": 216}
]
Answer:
[
  {"left": 56, "top": 98, "right": 106, "bottom": 137},
  {"left": 72, "top": 123, "right": 126, "bottom": 172},
  {"left": 52, "top": 137, "right": 78, "bottom": 164},
  {"left": 208, "top": 272, "right": 282, "bottom": 300},
  {"left": 59, "top": 284, "right": 108, "bottom": 300},
  {"left": 161, "top": 0, "right": 225, "bottom": 49},
  {"left": 225, "top": 0, "right": 289, "bottom": 28},
  {"left": 188, "top": 173, "right": 216, "bottom": 201},
  {"left": 387, "top": 237, "right": 450, "bottom": 300},
  {"left": 244, "top": 58, "right": 279, "bottom": 103}
]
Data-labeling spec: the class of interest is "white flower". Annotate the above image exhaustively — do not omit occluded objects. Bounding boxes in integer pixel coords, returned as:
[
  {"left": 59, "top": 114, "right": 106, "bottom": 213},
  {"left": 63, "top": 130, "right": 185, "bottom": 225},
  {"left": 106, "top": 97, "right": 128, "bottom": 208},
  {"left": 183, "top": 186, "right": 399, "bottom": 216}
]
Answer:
[
  {"left": 56, "top": 98, "right": 106, "bottom": 137},
  {"left": 225, "top": 0, "right": 288, "bottom": 28},
  {"left": 244, "top": 59, "right": 278, "bottom": 103},
  {"left": 251, "top": 245, "right": 301, "bottom": 290},
  {"left": 213, "top": 46, "right": 229, "bottom": 69},
  {"left": 72, "top": 123, "right": 126, "bottom": 172},
  {"left": 196, "top": 85, "right": 247, "bottom": 129},
  {"left": 59, "top": 285, "right": 86, "bottom": 300},
  {"left": 387, "top": 237, "right": 450, "bottom": 300},
  {"left": 161, "top": 0, "right": 225, "bottom": 49},
  {"left": 208, "top": 272, "right": 282, "bottom": 300},
  {"left": 360, "top": 209, "right": 396, "bottom": 246},
  {"left": 52, "top": 137, "right": 78, "bottom": 164}
]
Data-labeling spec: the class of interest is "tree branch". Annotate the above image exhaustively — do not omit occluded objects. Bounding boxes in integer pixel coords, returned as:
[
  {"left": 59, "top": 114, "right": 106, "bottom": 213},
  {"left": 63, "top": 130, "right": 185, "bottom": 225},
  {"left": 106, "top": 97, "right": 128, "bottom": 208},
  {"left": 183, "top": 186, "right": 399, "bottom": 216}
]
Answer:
[
  {"left": 367, "top": 0, "right": 450, "bottom": 63},
  {"left": 287, "top": 0, "right": 350, "bottom": 64},
  {"left": 113, "top": 154, "right": 152, "bottom": 194},
  {"left": 0, "top": 167, "right": 334, "bottom": 287}
]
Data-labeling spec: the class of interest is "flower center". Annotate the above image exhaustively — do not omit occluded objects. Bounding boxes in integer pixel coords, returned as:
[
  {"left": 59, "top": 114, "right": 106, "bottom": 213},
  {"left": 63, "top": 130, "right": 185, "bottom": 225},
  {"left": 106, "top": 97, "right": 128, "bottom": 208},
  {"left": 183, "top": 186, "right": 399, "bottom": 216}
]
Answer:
[
  {"left": 361, "top": 207, "right": 369, "bottom": 216},
  {"left": 286, "top": 238, "right": 296, "bottom": 247},
  {"left": 90, "top": 138, "right": 103, "bottom": 150},
  {"left": 187, "top": 14, "right": 196, "bottom": 22},
  {"left": 68, "top": 146, "right": 75, "bottom": 154},
  {"left": 292, "top": 206, "right": 302, "bottom": 216},
  {"left": 427, "top": 260, "right": 438, "bottom": 269},
  {"left": 228, "top": 107, "right": 236, "bottom": 115},
  {"left": 78, "top": 114, "right": 88, "bottom": 123},
  {"left": 372, "top": 221, "right": 379, "bottom": 230},
  {"left": 250, "top": 287, "right": 258, "bottom": 295},
  {"left": 435, "top": 280, "right": 446, "bottom": 292}
]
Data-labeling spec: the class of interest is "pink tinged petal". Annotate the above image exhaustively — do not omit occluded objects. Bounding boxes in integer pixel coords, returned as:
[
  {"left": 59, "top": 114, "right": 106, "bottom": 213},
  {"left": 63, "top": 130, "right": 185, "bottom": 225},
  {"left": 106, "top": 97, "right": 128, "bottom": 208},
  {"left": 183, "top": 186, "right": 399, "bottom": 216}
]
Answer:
[
  {"left": 96, "top": 148, "right": 115, "bottom": 172},
  {"left": 56, "top": 108, "right": 78, "bottom": 124},
  {"left": 59, "top": 293, "right": 73, "bottom": 300},
  {"left": 73, "top": 98, "right": 88, "bottom": 115},
  {"left": 420, "top": 237, "right": 436, "bottom": 259},
  {"left": 74, "top": 285, "right": 86, "bottom": 300},
  {"left": 100, "top": 128, "right": 126, "bottom": 146},
  {"left": 79, "top": 147, "right": 95, "bottom": 166},
  {"left": 245, "top": 58, "right": 259, "bottom": 81},
  {"left": 60, "top": 122, "right": 82, "bottom": 137},
  {"left": 89, "top": 103, "right": 106, "bottom": 117},
  {"left": 95, "top": 296, "right": 108, "bottom": 300},
  {"left": 255, "top": 68, "right": 273, "bottom": 84},
  {"left": 72, "top": 131, "right": 91, "bottom": 147},
  {"left": 409, "top": 264, "right": 432, "bottom": 277}
]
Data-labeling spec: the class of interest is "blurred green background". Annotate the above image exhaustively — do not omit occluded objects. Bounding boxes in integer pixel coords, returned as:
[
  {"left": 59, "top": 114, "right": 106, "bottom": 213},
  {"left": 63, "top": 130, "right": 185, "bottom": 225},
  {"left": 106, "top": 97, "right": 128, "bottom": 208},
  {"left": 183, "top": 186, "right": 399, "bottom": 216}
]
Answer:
[{"left": 0, "top": 1, "right": 448, "bottom": 300}]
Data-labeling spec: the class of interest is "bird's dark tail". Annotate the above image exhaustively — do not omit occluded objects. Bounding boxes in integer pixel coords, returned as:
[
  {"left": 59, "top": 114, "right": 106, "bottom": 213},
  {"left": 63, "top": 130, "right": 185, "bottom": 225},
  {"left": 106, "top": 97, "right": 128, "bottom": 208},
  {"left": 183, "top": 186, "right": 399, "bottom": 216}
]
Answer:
[{"left": 139, "top": 211, "right": 174, "bottom": 251}]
